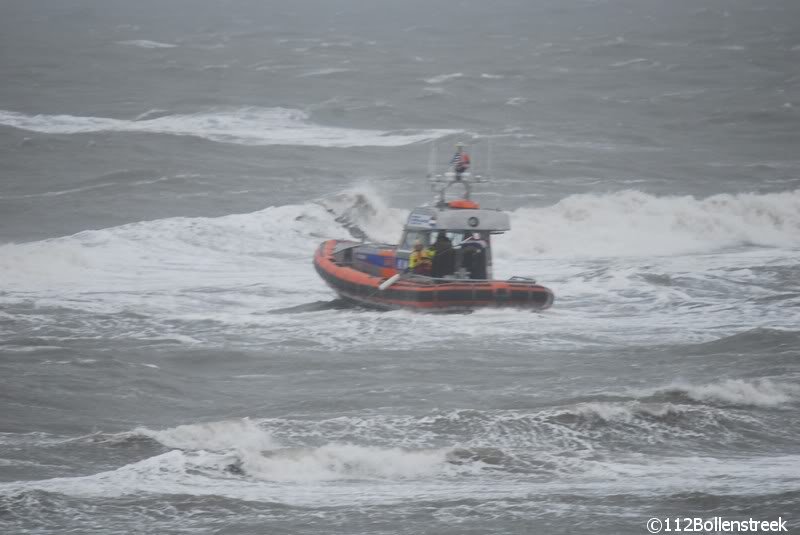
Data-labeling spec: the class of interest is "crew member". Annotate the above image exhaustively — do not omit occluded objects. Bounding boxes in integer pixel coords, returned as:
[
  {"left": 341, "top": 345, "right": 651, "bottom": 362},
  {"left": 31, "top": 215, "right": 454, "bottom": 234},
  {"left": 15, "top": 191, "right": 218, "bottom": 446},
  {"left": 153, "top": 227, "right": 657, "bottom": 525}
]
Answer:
[
  {"left": 433, "top": 231, "right": 452, "bottom": 254},
  {"left": 431, "top": 232, "right": 455, "bottom": 277},
  {"left": 408, "top": 239, "right": 432, "bottom": 275},
  {"left": 460, "top": 233, "right": 488, "bottom": 279},
  {"left": 451, "top": 143, "right": 471, "bottom": 180},
  {"left": 461, "top": 232, "right": 487, "bottom": 249}
]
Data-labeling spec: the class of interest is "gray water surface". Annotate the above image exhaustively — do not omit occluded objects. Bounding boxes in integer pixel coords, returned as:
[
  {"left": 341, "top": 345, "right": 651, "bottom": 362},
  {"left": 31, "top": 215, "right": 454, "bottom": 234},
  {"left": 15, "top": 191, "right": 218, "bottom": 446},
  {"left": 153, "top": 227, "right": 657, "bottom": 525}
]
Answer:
[{"left": 1, "top": 1, "right": 799, "bottom": 533}]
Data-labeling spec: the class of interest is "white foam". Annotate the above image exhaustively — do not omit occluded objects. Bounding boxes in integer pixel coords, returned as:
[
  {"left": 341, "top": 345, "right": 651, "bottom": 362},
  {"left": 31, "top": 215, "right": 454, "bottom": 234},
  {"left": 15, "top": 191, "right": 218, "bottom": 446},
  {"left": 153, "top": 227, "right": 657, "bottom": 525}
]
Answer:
[
  {"left": 0, "top": 450, "right": 198, "bottom": 499},
  {"left": 0, "top": 190, "right": 387, "bottom": 293},
  {"left": 0, "top": 107, "right": 458, "bottom": 147},
  {"left": 573, "top": 401, "right": 682, "bottom": 423},
  {"left": 656, "top": 379, "right": 798, "bottom": 408},
  {"left": 495, "top": 189, "right": 800, "bottom": 259},
  {"left": 1, "top": 188, "right": 798, "bottom": 350},
  {"left": 135, "top": 418, "right": 278, "bottom": 452},
  {"left": 610, "top": 58, "right": 650, "bottom": 67},
  {"left": 4, "top": 409, "right": 800, "bottom": 505},
  {"left": 316, "top": 183, "right": 408, "bottom": 244},
  {"left": 199, "top": 64, "right": 229, "bottom": 71},
  {"left": 3, "top": 441, "right": 798, "bottom": 505},
  {"left": 425, "top": 73, "right": 463, "bottom": 84},
  {"left": 0, "top": 187, "right": 418, "bottom": 347},
  {"left": 572, "top": 454, "right": 800, "bottom": 497},
  {"left": 124, "top": 418, "right": 471, "bottom": 483},
  {"left": 0, "top": 447, "right": 494, "bottom": 507},
  {"left": 117, "top": 39, "right": 176, "bottom": 49},
  {"left": 240, "top": 444, "right": 458, "bottom": 482},
  {"left": 297, "top": 68, "right": 354, "bottom": 77}
]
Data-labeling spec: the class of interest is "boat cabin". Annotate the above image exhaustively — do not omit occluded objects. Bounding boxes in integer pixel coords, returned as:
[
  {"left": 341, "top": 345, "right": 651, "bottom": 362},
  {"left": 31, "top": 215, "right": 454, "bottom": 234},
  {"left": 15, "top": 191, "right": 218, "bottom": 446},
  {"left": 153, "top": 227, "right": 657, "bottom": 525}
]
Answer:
[{"left": 396, "top": 199, "right": 510, "bottom": 280}]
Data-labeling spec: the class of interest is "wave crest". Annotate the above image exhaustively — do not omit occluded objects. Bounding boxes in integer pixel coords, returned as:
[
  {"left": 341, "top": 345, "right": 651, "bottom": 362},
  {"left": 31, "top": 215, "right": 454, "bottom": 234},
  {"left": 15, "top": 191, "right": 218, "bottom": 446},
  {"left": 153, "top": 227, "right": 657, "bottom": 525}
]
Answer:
[
  {"left": 133, "top": 418, "right": 278, "bottom": 452},
  {"left": 650, "top": 379, "right": 798, "bottom": 408},
  {"left": 0, "top": 107, "right": 457, "bottom": 147},
  {"left": 497, "top": 189, "right": 800, "bottom": 258}
]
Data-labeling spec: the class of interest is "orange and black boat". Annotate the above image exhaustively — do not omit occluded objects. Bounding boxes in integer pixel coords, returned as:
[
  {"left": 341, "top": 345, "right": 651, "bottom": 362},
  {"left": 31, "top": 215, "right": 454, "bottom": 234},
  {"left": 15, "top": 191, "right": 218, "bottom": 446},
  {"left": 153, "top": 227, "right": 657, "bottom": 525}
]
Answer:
[{"left": 313, "top": 144, "right": 554, "bottom": 311}]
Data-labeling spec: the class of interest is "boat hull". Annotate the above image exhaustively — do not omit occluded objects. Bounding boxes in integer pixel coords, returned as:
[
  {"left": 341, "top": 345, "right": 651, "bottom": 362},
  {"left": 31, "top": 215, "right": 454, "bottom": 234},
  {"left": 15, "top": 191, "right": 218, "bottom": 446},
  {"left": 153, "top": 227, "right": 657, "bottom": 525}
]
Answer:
[{"left": 314, "top": 240, "right": 554, "bottom": 311}]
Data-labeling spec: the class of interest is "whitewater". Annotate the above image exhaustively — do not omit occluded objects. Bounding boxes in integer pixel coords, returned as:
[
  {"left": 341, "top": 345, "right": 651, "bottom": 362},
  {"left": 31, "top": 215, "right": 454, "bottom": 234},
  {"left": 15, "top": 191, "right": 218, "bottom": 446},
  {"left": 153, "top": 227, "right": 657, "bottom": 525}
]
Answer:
[
  {"left": 0, "top": 108, "right": 457, "bottom": 147},
  {"left": 2, "top": 189, "right": 798, "bottom": 351}
]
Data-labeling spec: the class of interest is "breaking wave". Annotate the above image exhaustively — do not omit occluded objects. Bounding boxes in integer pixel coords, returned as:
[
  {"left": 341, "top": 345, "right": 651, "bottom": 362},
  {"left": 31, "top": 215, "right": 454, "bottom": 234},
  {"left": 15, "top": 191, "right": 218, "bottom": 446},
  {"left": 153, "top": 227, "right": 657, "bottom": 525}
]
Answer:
[
  {"left": 0, "top": 202, "right": 338, "bottom": 291},
  {"left": 498, "top": 189, "right": 800, "bottom": 258},
  {"left": 647, "top": 379, "right": 799, "bottom": 408},
  {"left": 132, "top": 418, "right": 279, "bottom": 452},
  {"left": 0, "top": 107, "right": 457, "bottom": 147},
  {"left": 4, "top": 376, "right": 799, "bottom": 505},
  {"left": 80, "top": 419, "right": 472, "bottom": 485},
  {"left": 2, "top": 187, "right": 799, "bottom": 302},
  {"left": 235, "top": 444, "right": 458, "bottom": 482},
  {"left": 0, "top": 186, "right": 406, "bottom": 298},
  {"left": 122, "top": 420, "right": 461, "bottom": 482}
]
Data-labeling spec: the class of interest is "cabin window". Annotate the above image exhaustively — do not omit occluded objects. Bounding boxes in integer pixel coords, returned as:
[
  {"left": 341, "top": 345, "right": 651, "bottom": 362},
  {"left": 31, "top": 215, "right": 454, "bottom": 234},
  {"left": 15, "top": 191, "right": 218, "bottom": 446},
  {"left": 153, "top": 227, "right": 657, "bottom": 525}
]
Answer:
[
  {"left": 439, "top": 231, "right": 461, "bottom": 245},
  {"left": 399, "top": 231, "right": 432, "bottom": 250},
  {"left": 450, "top": 231, "right": 490, "bottom": 247}
]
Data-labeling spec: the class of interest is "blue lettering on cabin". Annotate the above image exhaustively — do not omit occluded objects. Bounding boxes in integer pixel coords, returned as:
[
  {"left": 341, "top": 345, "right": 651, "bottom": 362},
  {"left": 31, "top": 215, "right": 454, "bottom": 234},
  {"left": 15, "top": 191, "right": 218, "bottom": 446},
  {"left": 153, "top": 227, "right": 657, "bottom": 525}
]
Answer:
[{"left": 407, "top": 213, "right": 435, "bottom": 228}]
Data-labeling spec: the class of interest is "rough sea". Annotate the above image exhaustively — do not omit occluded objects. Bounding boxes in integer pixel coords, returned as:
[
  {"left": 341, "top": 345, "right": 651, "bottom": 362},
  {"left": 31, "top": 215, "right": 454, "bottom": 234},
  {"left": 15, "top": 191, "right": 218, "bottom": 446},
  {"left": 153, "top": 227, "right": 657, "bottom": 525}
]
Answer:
[{"left": 1, "top": 1, "right": 799, "bottom": 533}]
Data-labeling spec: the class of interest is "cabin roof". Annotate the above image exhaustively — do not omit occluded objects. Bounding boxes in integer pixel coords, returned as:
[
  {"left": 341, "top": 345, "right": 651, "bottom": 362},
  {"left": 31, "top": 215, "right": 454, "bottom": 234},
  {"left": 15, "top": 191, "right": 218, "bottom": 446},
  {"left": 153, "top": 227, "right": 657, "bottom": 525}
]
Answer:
[{"left": 404, "top": 206, "right": 510, "bottom": 232}]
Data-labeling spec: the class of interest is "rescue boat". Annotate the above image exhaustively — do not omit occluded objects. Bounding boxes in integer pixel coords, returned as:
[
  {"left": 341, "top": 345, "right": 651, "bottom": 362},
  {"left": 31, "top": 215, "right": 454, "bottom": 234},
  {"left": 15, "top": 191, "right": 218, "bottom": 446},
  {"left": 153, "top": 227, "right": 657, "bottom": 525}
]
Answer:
[{"left": 313, "top": 144, "right": 554, "bottom": 311}]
